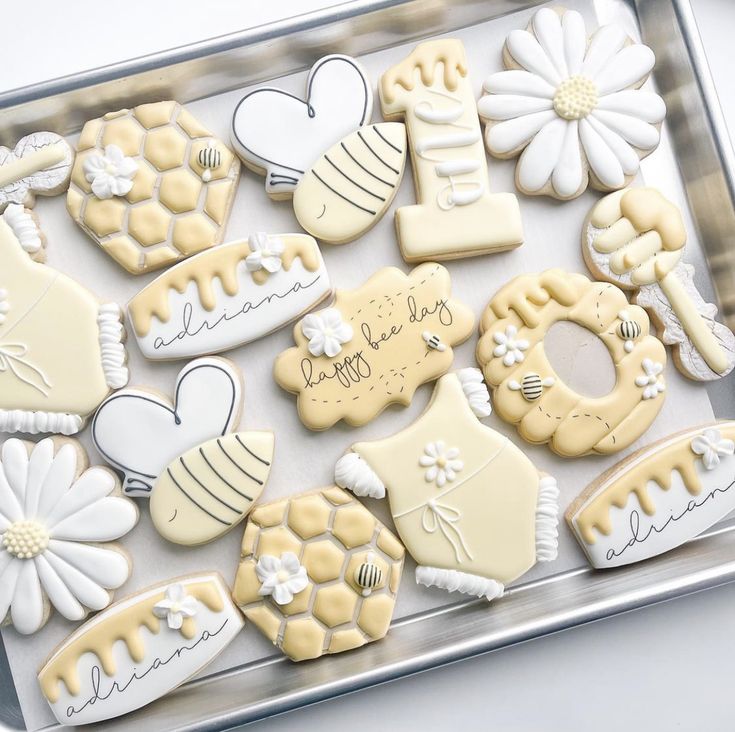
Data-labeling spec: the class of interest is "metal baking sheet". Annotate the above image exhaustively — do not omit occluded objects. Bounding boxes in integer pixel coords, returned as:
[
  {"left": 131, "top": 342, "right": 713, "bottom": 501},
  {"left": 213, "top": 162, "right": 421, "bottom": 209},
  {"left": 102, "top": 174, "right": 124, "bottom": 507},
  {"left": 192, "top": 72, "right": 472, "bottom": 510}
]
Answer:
[{"left": 1, "top": 0, "right": 734, "bottom": 729}]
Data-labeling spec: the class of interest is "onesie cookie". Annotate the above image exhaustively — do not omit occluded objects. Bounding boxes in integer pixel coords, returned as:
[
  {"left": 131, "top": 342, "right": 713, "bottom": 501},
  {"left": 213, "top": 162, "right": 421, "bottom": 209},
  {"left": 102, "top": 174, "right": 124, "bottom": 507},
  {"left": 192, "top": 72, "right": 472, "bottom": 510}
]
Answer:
[
  {"left": 584, "top": 187, "right": 735, "bottom": 380},
  {"left": 567, "top": 421, "right": 735, "bottom": 567},
  {"left": 274, "top": 263, "right": 475, "bottom": 430},
  {"left": 232, "top": 486, "right": 404, "bottom": 661},
  {"left": 231, "top": 54, "right": 373, "bottom": 199},
  {"left": 0, "top": 132, "right": 73, "bottom": 210},
  {"left": 38, "top": 572, "right": 243, "bottom": 725},
  {"left": 477, "top": 269, "right": 667, "bottom": 456},
  {"left": 0, "top": 437, "right": 138, "bottom": 635},
  {"left": 478, "top": 7, "right": 666, "bottom": 200},
  {"left": 336, "top": 369, "right": 559, "bottom": 600},
  {"left": 67, "top": 101, "right": 240, "bottom": 274},
  {"left": 0, "top": 205, "right": 129, "bottom": 436},
  {"left": 380, "top": 39, "right": 523, "bottom": 261},
  {"left": 127, "top": 232, "right": 332, "bottom": 360}
]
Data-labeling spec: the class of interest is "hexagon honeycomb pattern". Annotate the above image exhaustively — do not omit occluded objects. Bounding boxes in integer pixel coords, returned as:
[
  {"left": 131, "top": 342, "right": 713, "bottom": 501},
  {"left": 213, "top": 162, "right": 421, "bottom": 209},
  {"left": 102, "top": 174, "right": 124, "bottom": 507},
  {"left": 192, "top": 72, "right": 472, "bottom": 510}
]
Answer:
[
  {"left": 66, "top": 101, "right": 240, "bottom": 274},
  {"left": 233, "top": 486, "right": 405, "bottom": 661}
]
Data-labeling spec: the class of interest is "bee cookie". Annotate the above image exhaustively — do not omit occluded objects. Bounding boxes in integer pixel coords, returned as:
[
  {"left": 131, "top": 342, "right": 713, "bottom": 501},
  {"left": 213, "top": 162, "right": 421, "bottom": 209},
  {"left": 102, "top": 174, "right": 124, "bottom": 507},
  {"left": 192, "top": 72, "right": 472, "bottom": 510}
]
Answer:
[
  {"left": 478, "top": 7, "right": 666, "bottom": 200},
  {"left": 0, "top": 437, "right": 138, "bottom": 635},
  {"left": 232, "top": 487, "right": 404, "bottom": 661},
  {"left": 477, "top": 269, "right": 667, "bottom": 456},
  {"left": 584, "top": 187, "right": 735, "bottom": 380},
  {"left": 0, "top": 205, "right": 129, "bottom": 436},
  {"left": 336, "top": 369, "right": 559, "bottom": 600},
  {"left": 67, "top": 101, "right": 240, "bottom": 274},
  {"left": 567, "top": 421, "right": 735, "bottom": 568},
  {"left": 380, "top": 39, "right": 523, "bottom": 262},
  {"left": 274, "top": 263, "right": 475, "bottom": 430},
  {"left": 38, "top": 573, "right": 243, "bottom": 725},
  {"left": 127, "top": 232, "right": 332, "bottom": 360},
  {"left": 231, "top": 54, "right": 373, "bottom": 199}
]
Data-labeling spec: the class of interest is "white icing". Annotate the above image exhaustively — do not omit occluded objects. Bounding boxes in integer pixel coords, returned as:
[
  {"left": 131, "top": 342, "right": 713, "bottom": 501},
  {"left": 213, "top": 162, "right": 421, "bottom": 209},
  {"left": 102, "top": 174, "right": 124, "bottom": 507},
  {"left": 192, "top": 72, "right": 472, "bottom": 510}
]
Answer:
[
  {"left": 456, "top": 367, "right": 492, "bottom": 418},
  {"left": 478, "top": 8, "right": 665, "bottom": 198},
  {"left": 0, "top": 289, "right": 8, "bottom": 324},
  {"left": 422, "top": 331, "right": 447, "bottom": 352},
  {"left": 152, "top": 583, "right": 198, "bottom": 630},
  {"left": 83, "top": 144, "right": 138, "bottom": 199},
  {"left": 0, "top": 409, "right": 82, "bottom": 435},
  {"left": 0, "top": 438, "right": 137, "bottom": 635},
  {"left": 334, "top": 452, "right": 386, "bottom": 499},
  {"left": 301, "top": 307, "right": 353, "bottom": 358},
  {"left": 245, "top": 231, "right": 284, "bottom": 274},
  {"left": 97, "top": 303, "right": 129, "bottom": 389},
  {"left": 3, "top": 204, "right": 41, "bottom": 253},
  {"left": 415, "top": 566, "right": 504, "bottom": 601},
  {"left": 691, "top": 428, "right": 735, "bottom": 471},
  {"left": 91, "top": 357, "right": 242, "bottom": 497},
  {"left": 492, "top": 324, "right": 528, "bottom": 366},
  {"left": 0, "top": 342, "right": 51, "bottom": 396},
  {"left": 535, "top": 476, "right": 560, "bottom": 561},
  {"left": 635, "top": 357, "right": 665, "bottom": 400},
  {"left": 255, "top": 552, "right": 309, "bottom": 605},
  {"left": 419, "top": 441, "right": 463, "bottom": 487}
]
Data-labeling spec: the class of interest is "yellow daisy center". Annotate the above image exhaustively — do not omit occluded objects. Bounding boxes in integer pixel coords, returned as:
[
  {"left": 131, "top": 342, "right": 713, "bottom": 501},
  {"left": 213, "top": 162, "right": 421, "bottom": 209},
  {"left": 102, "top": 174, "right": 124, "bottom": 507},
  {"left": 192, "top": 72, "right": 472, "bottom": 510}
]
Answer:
[
  {"left": 3, "top": 520, "right": 49, "bottom": 559},
  {"left": 553, "top": 76, "right": 599, "bottom": 120}
]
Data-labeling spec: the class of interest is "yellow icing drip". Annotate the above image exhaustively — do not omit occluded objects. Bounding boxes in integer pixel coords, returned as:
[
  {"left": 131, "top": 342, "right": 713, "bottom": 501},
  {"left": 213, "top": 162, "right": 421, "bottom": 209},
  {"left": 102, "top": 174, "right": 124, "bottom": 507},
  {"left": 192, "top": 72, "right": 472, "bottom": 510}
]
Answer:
[
  {"left": 129, "top": 236, "right": 320, "bottom": 337},
  {"left": 620, "top": 188, "right": 686, "bottom": 252},
  {"left": 39, "top": 580, "right": 223, "bottom": 703}
]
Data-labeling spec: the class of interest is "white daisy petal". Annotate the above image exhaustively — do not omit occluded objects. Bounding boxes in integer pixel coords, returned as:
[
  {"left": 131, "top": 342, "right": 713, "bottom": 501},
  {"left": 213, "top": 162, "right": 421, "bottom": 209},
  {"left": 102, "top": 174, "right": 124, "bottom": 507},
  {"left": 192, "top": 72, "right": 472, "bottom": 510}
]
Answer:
[
  {"left": 596, "top": 90, "right": 666, "bottom": 123},
  {"left": 591, "top": 109, "right": 660, "bottom": 150},
  {"left": 551, "top": 119, "right": 584, "bottom": 197},
  {"left": 272, "top": 584, "right": 293, "bottom": 605},
  {"left": 506, "top": 29, "right": 562, "bottom": 86},
  {"left": 23, "top": 437, "right": 54, "bottom": 518},
  {"left": 579, "top": 119, "right": 625, "bottom": 188},
  {"left": 49, "top": 497, "right": 138, "bottom": 541},
  {"left": 425, "top": 466, "right": 438, "bottom": 482},
  {"left": 533, "top": 7, "right": 568, "bottom": 78},
  {"left": 485, "top": 110, "right": 558, "bottom": 154},
  {"left": 43, "top": 468, "right": 116, "bottom": 527},
  {"left": 586, "top": 116, "right": 640, "bottom": 175},
  {"left": 0, "top": 465, "right": 22, "bottom": 524},
  {"left": 2, "top": 440, "right": 28, "bottom": 505},
  {"left": 281, "top": 552, "right": 301, "bottom": 573},
  {"left": 517, "top": 118, "right": 568, "bottom": 191},
  {"left": 43, "top": 551, "right": 111, "bottom": 610},
  {"left": 11, "top": 559, "right": 45, "bottom": 634},
  {"left": 47, "top": 540, "right": 131, "bottom": 588},
  {"left": 0, "top": 558, "right": 21, "bottom": 622},
  {"left": 582, "top": 23, "right": 628, "bottom": 79},
  {"left": 36, "top": 443, "right": 78, "bottom": 518},
  {"left": 476, "top": 94, "right": 553, "bottom": 121},
  {"left": 35, "top": 554, "right": 86, "bottom": 621},
  {"left": 482, "top": 70, "right": 555, "bottom": 98},
  {"left": 562, "top": 10, "right": 587, "bottom": 76},
  {"left": 594, "top": 45, "right": 655, "bottom": 95}
]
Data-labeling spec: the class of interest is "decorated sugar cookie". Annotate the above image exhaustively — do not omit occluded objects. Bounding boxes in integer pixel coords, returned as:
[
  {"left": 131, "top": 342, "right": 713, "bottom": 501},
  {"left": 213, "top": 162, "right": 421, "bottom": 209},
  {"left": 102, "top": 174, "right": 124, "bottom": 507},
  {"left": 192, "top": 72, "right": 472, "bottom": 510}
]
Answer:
[
  {"left": 0, "top": 132, "right": 73, "bottom": 210},
  {"left": 67, "top": 101, "right": 241, "bottom": 274},
  {"left": 476, "top": 269, "right": 667, "bottom": 456},
  {"left": 232, "top": 486, "right": 404, "bottom": 661},
  {"left": 567, "top": 421, "right": 735, "bottom": 568},
  {"left": 336, "top": 369, "right": 559, "bottom": 600},
  {"left": 38, "top": 572, "right": 243, "bottom": 725},
  {"left": 231, "top": 54, "right": 373, "bottom": 199},
  {"left": 584, "top": 187, "right": 735, "bottom": 380},
  {"left": 0, "top": 437, "right": 138, "bottom": 635},
  {"left": 274, "top": 263, "right": 475, "bottom": 430},
  {"left": 478, "top": 7, "right": 666, "bottom": 199},
  {"left": 127, "top": 232, "right": 332, "bottom": 360},
  {"left": 0, "top": 206, "right": 129, "bottom": 436},
  {"left": 380, "top": 38, "right": 523, "bottom": 262}
]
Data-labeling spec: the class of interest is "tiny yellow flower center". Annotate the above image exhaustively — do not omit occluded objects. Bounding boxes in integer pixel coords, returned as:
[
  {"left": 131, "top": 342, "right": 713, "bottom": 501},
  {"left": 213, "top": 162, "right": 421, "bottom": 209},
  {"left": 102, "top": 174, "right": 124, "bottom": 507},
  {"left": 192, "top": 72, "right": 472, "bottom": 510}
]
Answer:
[
  {"left": 170, "top": 602, "right": 181, "bottom": 614},
  {"left": 2, "top": 520, "right": 49, "bottom": 559},
  {"left": 276, "top": 570, "right": 290, "bottom": 583},
  {"left": 436, "top": 456, "right": 447, "bottom": 468},
  {"left": 553, "top": 76, "right": 598, "bottom": 120},
  {"left": 105, "top": 163, "right": 117, "bottom": 174}
]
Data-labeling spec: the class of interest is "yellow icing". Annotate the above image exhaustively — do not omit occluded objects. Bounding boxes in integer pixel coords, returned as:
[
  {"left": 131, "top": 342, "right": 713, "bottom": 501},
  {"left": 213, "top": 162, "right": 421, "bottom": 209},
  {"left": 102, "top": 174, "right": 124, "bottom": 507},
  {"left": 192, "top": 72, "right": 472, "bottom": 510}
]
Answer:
[{"left": 0, "top": 144, "right": 67, "bottom": 189}]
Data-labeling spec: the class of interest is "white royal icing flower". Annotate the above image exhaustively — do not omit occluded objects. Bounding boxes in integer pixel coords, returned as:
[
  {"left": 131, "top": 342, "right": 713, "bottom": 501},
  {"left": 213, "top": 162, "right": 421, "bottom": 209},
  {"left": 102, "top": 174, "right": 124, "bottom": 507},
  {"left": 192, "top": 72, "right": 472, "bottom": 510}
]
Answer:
[
  {"left": 0, "top": 439, "right": 137, "bottom": 635},
  {"left": 478, "top": 8, "right": 666, "bottom": 198},
  {"left": 153, "top": 583, "right": 199, "bottom": 630},
  {"left": 635, "top": 358, "right": 665, "bottom": 400},
  {"left": 83, "top": 144, "right": 138, "bottom": 199},
  {"left": 301, "top": 308, "right": 353, "bottom": 358},
  {"left": 691, "top": 428, "right": 735, "bottom": 471},
  {"left": 0, "top": 289, "right": 9, "bottom": 325},
  {"left": 245, "top": 232, "right": 285, "bottom": 274},
  {"left": 255, "top": 552, "right": 309, "bottom": 605},
  {"left": 493, "top": 325, "right": 529, "bottom": 366},
  {"left": 420, "top": 441, "right": 463, "bottom": 488}
]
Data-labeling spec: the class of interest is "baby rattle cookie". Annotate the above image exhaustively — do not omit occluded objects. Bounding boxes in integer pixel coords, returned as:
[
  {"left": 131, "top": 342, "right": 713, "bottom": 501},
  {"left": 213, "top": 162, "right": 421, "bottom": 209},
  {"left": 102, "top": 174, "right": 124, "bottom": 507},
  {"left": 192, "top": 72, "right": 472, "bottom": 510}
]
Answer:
[
  {"left": 231, "top": 54, "right": 373, "bottom": 199},
  {"left": 583, "top": 187, "right": 735, "bottom": 380},
  {"left": 476, "top": 269, "right": 667, "bottom": 457},
  {"left": 0, "top": 437, "right": 138, "bottom": 636},
  {"left": 38, "top": 572, "right": 243, "bottom": 725},
  {"left": 567, "top": 420, "right": 735, "bottom": 568},
  {"left": 127, "top": 231, "right": 332, "bottom": 360},
  {"left": 336, "top": 369, "right": 559, "bottom": 600},
  {"left": 67, "top": 101, "right": 240, "bottom": 274},
  {"left": 478, "top": 7, "right": 666, "bottom": 200},
  {"left": 274, "top": 263, "right": 475, "bottom": 430},
  {"left": 380, "top": 39, "right": 523, "bottom": 261},
  {"left": 232, "top": 486, "right": 404, "bottom": 661},
  {"left": 0, "top": 205, "right": 129, "bottom": 436}
]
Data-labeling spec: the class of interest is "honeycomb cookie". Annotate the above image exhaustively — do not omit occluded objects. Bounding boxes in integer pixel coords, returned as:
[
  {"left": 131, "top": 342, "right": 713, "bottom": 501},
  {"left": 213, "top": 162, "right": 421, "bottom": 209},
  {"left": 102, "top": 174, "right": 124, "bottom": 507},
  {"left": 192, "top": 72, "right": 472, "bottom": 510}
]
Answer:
[
  {"left": 232, "top": 486, "right": 405, "bottom": 661},
  {"left": 476, "top": 269, "right": 667, "bottom": 457},
  {"left": 67, "top": 101, "right": 240, "bottom": 274}
]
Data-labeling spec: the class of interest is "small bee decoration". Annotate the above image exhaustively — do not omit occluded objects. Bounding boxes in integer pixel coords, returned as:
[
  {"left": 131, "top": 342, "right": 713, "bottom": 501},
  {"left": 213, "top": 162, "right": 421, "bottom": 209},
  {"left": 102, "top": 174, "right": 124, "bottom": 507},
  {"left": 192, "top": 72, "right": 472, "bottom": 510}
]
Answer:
[
  {"left": 616, "top": 310, "right": 642, "bottom": 353},
  {"left": 197, "top": 141, "right": 222, "bottom": 182},
  {"left": 422, "top": 331, "right": 447, "bottom": 352},
  {"left": 509, "top": 373, "right": 555, "bottom": 402},
  {"left": 354, "top": 552, "right": 384, "bottom": 597}
]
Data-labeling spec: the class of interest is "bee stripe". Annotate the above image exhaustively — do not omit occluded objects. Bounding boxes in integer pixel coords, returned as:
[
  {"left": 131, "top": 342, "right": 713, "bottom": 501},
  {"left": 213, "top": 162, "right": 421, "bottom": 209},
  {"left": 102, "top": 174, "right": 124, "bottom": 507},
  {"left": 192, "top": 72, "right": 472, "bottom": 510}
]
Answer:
[
  {"left": 235, "top": 435, "right": 271, "bottom": 466},
  {"left": 323, "top": 154, "right": 386, "bottom": 201},
  {"left": 198, "top": 147, "right": 221, "bottom": 169},
  {"left": 166, "top": 467, "right": 232, "bottom": 526},
  {"left": 357, "top": 563, "right": 382, "bottom": 588},
  {"left": 521, "top": 374, "right": 544, "bottom": 400},
  {"left": 618, "top": 321, "right": 641, "bottom": 340},
  {"left": 340, "top": 142, "right": 394, "bottom": 187},
  {"left": 179, "top": 455, "right": 240, "bottom": 514},
  {"left": 217, "top": 438, "right": 264, "bottom": 485},
  {"left": 311, "top": 170, "right": 376, "bottom": 215},
  {"left": 357, "top": 130, "right": 400, "bottom": 174},
  {"left": 373, "top": 125, "right": 403, "bottom": 155},
  {"left": 198, "top": 446, "right": 253, "bottom": 501}
]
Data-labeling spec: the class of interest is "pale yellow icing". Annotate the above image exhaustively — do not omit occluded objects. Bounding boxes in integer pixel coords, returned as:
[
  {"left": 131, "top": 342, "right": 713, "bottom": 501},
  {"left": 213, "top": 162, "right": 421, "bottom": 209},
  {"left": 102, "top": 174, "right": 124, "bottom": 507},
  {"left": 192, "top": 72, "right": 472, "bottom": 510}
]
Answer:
[{"left": 0, "top": 144, "right": 67, "bottom": 189}]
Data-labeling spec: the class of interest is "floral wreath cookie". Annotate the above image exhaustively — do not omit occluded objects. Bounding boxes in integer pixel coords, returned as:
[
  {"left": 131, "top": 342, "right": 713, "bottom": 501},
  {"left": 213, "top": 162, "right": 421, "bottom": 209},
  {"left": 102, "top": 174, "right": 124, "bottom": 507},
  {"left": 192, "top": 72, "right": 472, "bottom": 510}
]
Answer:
[
  {"left": 567, "top": 421, "right": 735, "bottom": 568},
  {"left": 0, "top": 437, "right": 138, "bottom": 635},
  {"left": 477, "top": 7, "right": 666, "bottom": 199},
  {"left": 0, "top": 205, "right": 129, "bottom": 436},
  {"left": 336, "top": 369, "right": 559, "bottom": 600},
  {"left": 583, "top": 187, "right": 735, "bottom": 380},
  {"left": 232, "top": 486, "right": 404, "bottom": 661},
  {"left": 476, "top": 269, "right": 667, "bottom": 457}
]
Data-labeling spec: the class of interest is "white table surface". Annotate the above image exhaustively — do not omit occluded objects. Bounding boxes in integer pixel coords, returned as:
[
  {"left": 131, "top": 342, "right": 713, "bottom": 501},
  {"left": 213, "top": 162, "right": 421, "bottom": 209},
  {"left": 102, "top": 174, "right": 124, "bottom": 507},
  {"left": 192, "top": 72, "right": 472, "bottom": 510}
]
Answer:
[{"left": 2, "top": 1, "right": 734, "bottom": 730}]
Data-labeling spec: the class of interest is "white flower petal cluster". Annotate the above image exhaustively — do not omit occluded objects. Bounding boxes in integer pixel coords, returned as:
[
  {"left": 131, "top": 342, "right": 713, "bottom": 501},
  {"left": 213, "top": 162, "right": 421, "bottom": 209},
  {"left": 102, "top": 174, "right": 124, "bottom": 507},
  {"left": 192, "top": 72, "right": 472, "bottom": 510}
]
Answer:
[
  {"left": 83, "top": 144, "right": 138, "bottom": 199},
  {"left": 691, "top": 428, "right": 735, "bottom": 471},
  {"left": 245, "top": 232, "right": 286, "bottom": 274},
  {"left": 301, "top": 308, "right": 353, "bottom": 358},
  {"left": 153, "top": 583, "right": 198, "bottom": 630},
  {"left": 420, "top": 441, "right": 463, "bottom": 488},
  {"left": 635, "top": 358, "right": 665, "bottom": 400},
  {"left": 256, "top": 552, "right": 309, "bottom": 605},
  {"left": 493, "top": 325, "right": 529, "bottom": 366}
]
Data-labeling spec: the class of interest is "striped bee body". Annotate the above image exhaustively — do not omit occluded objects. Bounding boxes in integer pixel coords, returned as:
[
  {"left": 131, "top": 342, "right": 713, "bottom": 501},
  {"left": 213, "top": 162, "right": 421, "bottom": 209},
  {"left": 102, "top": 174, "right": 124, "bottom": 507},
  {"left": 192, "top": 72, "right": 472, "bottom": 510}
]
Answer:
[
  {"left": 354, "top": 553, "right": 384, "bottom": 596},
  {"left": 422, "top": 330, "right": 446, "bottom": 352},
  {"left": 150, "top": 431, "right": 274, "bottom": 545},
  {"left": 197, "top": 145, "right": 222, "bottom": 181},
  {"left": 509, "top": 373, "right": 555, "bottom": 402},
  {"left": 616, "top": 313, "right": 642, "bottom": 353}
]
